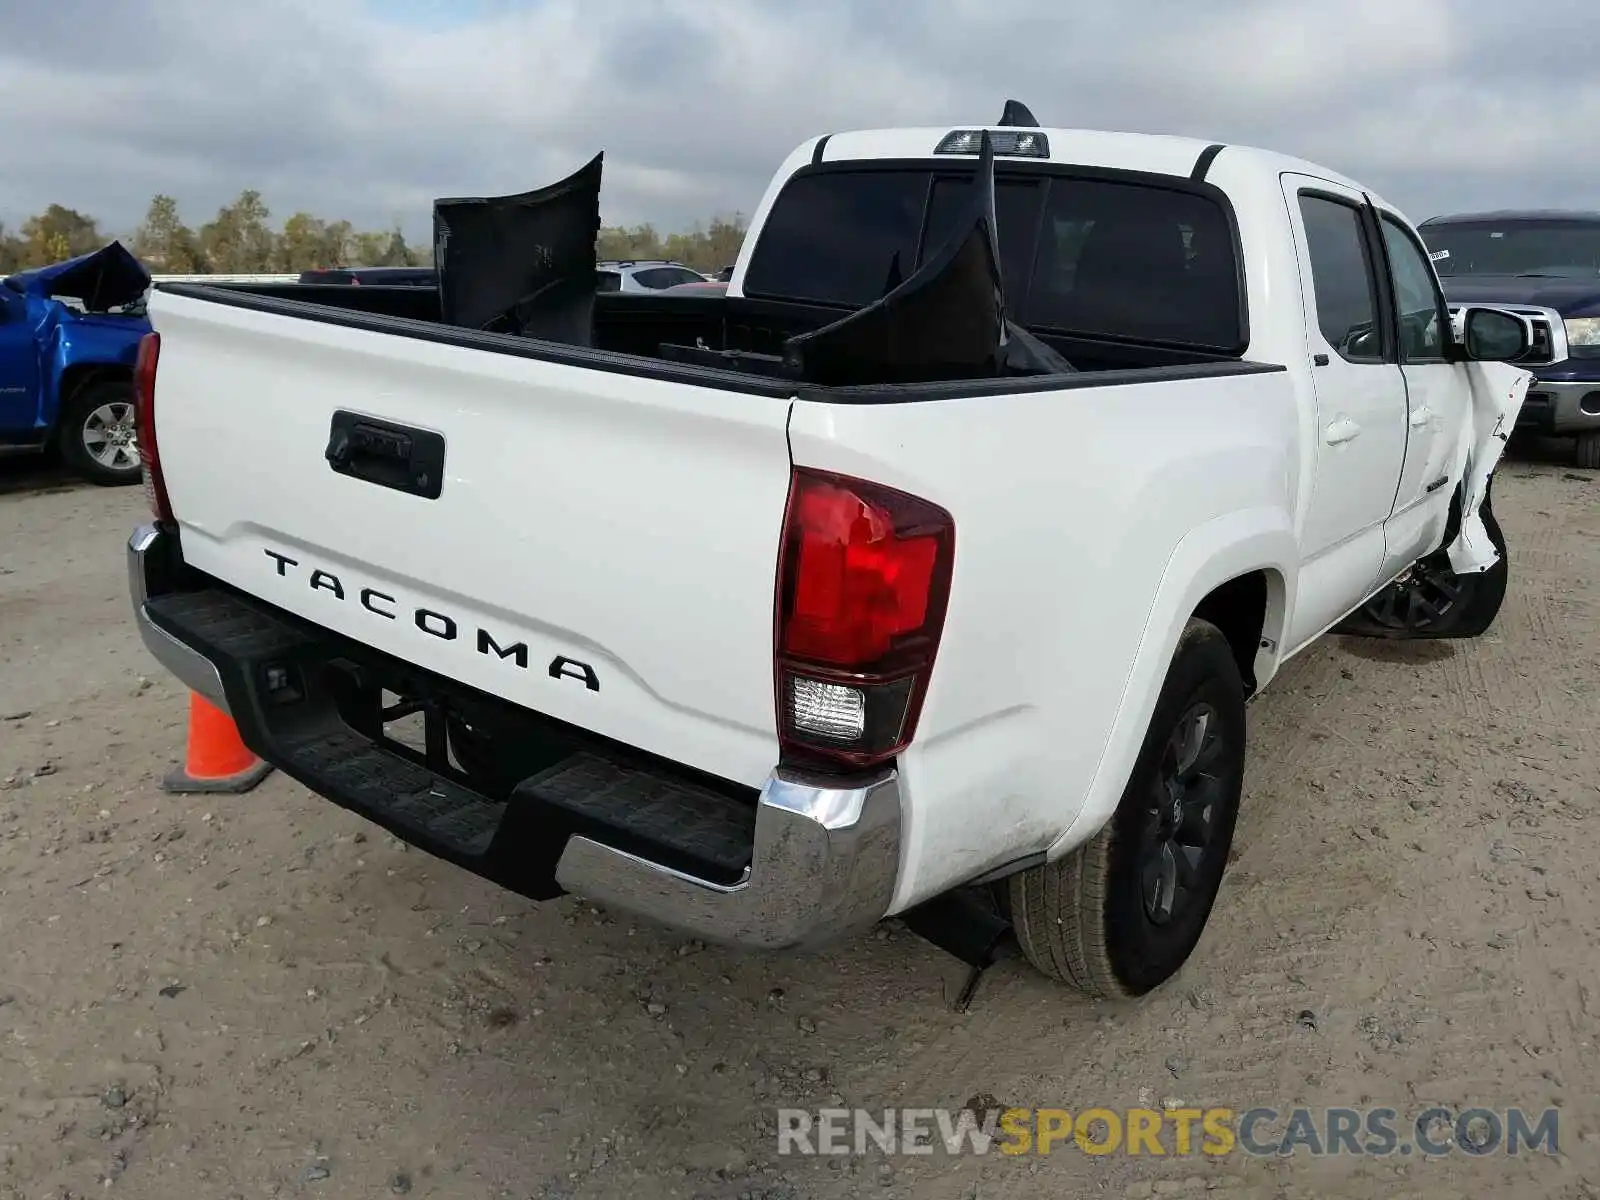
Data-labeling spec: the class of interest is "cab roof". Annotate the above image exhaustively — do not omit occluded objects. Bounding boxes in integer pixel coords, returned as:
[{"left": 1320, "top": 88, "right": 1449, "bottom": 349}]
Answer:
[{"left": 811, "top": 126, "right": 1382, "bottom": 207}]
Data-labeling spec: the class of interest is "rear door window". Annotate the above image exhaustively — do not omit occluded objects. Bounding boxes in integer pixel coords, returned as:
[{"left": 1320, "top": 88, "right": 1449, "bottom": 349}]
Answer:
[{"left": 1297, "top": 194, "right": 1384, "bottom": 363}]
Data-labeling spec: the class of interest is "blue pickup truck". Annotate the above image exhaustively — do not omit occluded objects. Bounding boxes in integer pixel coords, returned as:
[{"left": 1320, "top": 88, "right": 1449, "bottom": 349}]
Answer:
[
  {"left": 1419, "top": 210, "right": 1600, "bottom": 469},
  {"left": 0, "top": 241, "right": 152, "bottom": 485}
]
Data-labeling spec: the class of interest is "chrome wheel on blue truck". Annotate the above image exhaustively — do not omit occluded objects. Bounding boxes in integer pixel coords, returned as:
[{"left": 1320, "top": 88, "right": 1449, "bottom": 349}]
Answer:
[{"left": 59, "top": 380, "right": 142, "bottom": 487}]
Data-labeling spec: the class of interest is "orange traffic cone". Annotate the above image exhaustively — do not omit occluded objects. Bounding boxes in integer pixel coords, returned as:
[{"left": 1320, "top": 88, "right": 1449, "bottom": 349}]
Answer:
[{"left": 162, "top": 693, "right": 274, "bottom": 794}]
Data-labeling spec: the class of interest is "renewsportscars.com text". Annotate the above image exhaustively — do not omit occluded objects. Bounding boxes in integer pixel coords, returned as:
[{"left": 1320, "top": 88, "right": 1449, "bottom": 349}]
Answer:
[{"left": 776, "top": 1105, "right": 1560, "bottom": 1159}]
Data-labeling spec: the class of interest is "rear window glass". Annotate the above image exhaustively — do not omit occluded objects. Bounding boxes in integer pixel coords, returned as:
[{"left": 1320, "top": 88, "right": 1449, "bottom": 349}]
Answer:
[
  {"left": 743, "top": 168, "right": 1242, "bottom": 350},
  {"left": 743, "top": 171, "right": 929, "bottom": 309},
  {"left": 922, "top": 177, "right": 1045, "bottom": 297},
  {"left": 1026, "top": 181, "right": 1241, "bottom": 348}
]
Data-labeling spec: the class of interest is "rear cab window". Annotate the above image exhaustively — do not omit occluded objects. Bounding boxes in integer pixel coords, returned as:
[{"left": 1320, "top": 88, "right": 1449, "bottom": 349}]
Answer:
[{"left": 742, "top": 163, "right": 1245, "bottom": 353}]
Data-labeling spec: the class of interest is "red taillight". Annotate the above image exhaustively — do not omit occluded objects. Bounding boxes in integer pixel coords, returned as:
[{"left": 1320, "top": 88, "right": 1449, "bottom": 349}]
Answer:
[
  {"left": 133, "top": 332, "right": 172, "bottom": 522},
  {"left": 774, "top": 468, "right": 954, "bottom": 771}
]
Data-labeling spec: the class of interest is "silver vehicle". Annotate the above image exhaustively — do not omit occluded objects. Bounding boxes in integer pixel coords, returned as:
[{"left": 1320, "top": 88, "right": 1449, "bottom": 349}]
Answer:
[{"left": 595, "top": 261, "right": 711, "bottom": 293}]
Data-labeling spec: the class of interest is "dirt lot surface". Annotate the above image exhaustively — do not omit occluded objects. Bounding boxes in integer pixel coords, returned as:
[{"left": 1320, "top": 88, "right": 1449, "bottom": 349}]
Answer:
[{"left": 1, "top": 450, "right": 1597, "bottom": 1200}]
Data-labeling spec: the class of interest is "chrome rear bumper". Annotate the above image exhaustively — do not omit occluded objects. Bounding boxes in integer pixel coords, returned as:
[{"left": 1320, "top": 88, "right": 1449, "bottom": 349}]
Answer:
[
  {"left": 127, "top": 521, "right": 902, "bottom": 950},
  {"left": 128, "top": 524, "right": 230, "bottom": 713},
  {"left": 555, "top": 768, "right": 902, "bottom": 949}
]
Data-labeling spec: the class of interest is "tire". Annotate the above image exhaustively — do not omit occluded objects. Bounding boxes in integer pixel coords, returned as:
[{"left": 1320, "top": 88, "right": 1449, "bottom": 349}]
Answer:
[
  {"left": 57, "top": 380, "right": 141, "bottom": 486},
  {"left": 1577, "top": 431, "right": 1600, "bottom": 470},
  {"left": 1008, "top": 618, "right": 1246, "bottom": 998},
  {"left": 1337, "top": 481, "right": 1509, "bottom": 640}
]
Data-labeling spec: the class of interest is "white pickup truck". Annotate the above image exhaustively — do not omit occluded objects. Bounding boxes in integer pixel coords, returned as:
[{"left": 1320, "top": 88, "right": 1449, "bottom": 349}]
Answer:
[{"left": 126, "top": 114, "right": 1533, "bottom": 1000}]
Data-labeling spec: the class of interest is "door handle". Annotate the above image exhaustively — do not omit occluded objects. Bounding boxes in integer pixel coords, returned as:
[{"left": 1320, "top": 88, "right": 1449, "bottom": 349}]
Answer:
[
  {"left": 1409, "top": 406, "right": 1432, "bottom": 428},
  {"left": 1324, "top": 418, "right": 1362, "bottom": 445}
]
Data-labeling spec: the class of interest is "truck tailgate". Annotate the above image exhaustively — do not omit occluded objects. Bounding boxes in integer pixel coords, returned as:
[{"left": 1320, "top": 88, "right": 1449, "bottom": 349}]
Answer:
[{"left": 148, "top": 291, "right": 794, "bottom": 787}]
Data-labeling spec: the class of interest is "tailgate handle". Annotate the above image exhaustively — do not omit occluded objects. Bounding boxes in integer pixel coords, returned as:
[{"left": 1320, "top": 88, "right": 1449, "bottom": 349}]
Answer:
[{"left": 325, "top": 411, "right": 445, "bottom": 500}]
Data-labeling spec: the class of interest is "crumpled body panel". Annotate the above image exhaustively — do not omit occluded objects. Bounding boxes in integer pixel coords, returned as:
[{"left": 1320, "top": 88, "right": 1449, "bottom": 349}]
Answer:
[{"left": 1447, "top": 361, "right": 1532, "bottom": 574}]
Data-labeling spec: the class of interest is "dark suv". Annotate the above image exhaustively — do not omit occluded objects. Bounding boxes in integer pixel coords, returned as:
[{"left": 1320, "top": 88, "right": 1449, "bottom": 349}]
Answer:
[{"left": 1419, "top": 210, "right": 1600, "bottom": 467}]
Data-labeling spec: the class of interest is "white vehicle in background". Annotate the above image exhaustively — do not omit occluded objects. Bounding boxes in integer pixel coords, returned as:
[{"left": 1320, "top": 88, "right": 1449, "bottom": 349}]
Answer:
[
  {"left": 126, "top": 105, "right": 1531, "bottom": 1000},
  {"left": 594, "top": 260, "right": 710, "bottom": 293},
  {"left": 151, "top": 274, "right": 302, "bottom": 284}
]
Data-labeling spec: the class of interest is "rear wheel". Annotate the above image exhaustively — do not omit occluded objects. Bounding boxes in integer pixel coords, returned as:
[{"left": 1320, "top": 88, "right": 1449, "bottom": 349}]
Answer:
[
  {"left": 58, "top": 380, "right": 141, "bottom": 486},
  {"left": 1009, "top": 618, "right": 1246, "bottom": 998}
]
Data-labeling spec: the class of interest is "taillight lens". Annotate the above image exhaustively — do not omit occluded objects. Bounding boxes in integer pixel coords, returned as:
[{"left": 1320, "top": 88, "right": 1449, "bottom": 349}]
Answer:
[
  {"left": 774, "top": 468, "right": 954, "bottom": 770},
  {"left": 133, "top": 332, "right": 172, "bottom": 522}
]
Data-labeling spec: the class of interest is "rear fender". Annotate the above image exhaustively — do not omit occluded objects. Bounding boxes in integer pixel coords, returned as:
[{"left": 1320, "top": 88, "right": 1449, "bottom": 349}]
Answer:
[{"left": 1044, "top": 508, "right": 1296, "bottom": 860}]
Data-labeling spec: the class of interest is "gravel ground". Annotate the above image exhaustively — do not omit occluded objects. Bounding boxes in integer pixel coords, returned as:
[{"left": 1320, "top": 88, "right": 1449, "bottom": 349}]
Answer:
[{"left": 1, "top": 447, "right": 1597, "bottom": 1200}]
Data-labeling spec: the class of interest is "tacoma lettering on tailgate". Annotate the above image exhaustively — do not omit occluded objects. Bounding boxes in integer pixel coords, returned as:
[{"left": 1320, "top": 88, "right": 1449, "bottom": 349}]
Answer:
[{"left": 261, "top": 548, "right": 600, "bottom": 691}]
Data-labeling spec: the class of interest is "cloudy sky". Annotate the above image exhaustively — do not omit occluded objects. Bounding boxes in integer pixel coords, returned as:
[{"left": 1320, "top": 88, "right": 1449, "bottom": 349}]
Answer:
[{"left": 2, "top": 0, "right": 1595, "bottom": 241}]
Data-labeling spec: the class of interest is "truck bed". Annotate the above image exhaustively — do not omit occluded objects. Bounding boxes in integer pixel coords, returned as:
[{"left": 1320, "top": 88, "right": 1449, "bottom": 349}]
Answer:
[{"left": 156, "top": 281, "right": 1246, "bottom": 386}]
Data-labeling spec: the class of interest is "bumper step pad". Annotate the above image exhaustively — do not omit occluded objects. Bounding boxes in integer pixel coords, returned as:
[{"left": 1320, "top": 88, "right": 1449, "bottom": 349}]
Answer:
[
  {"left": 141, "top": 585, "right": 757, "bottom": 890},
  {"left": 519, "top": 753, "right": 756, "bottom": 884},
  {"left": 292, "top": 726, "right": 505, "bottom": 855},
  {"left": 144, "top": 588, "right": 311, "bottom": 662}
]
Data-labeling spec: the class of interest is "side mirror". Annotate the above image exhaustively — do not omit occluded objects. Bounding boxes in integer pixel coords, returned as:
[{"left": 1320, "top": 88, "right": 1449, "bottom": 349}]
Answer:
[
  {"left": 1457, "top": 306, "right": 1531, "bottom": 362},
  {"left": 1345, "top": 326, "right": 1382, "bottom": 359}
]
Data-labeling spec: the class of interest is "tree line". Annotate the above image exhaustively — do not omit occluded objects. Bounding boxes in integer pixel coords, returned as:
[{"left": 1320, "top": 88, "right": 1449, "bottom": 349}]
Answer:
[{"left": 0, "top": 191, "right": 749, "bottom": 276}]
